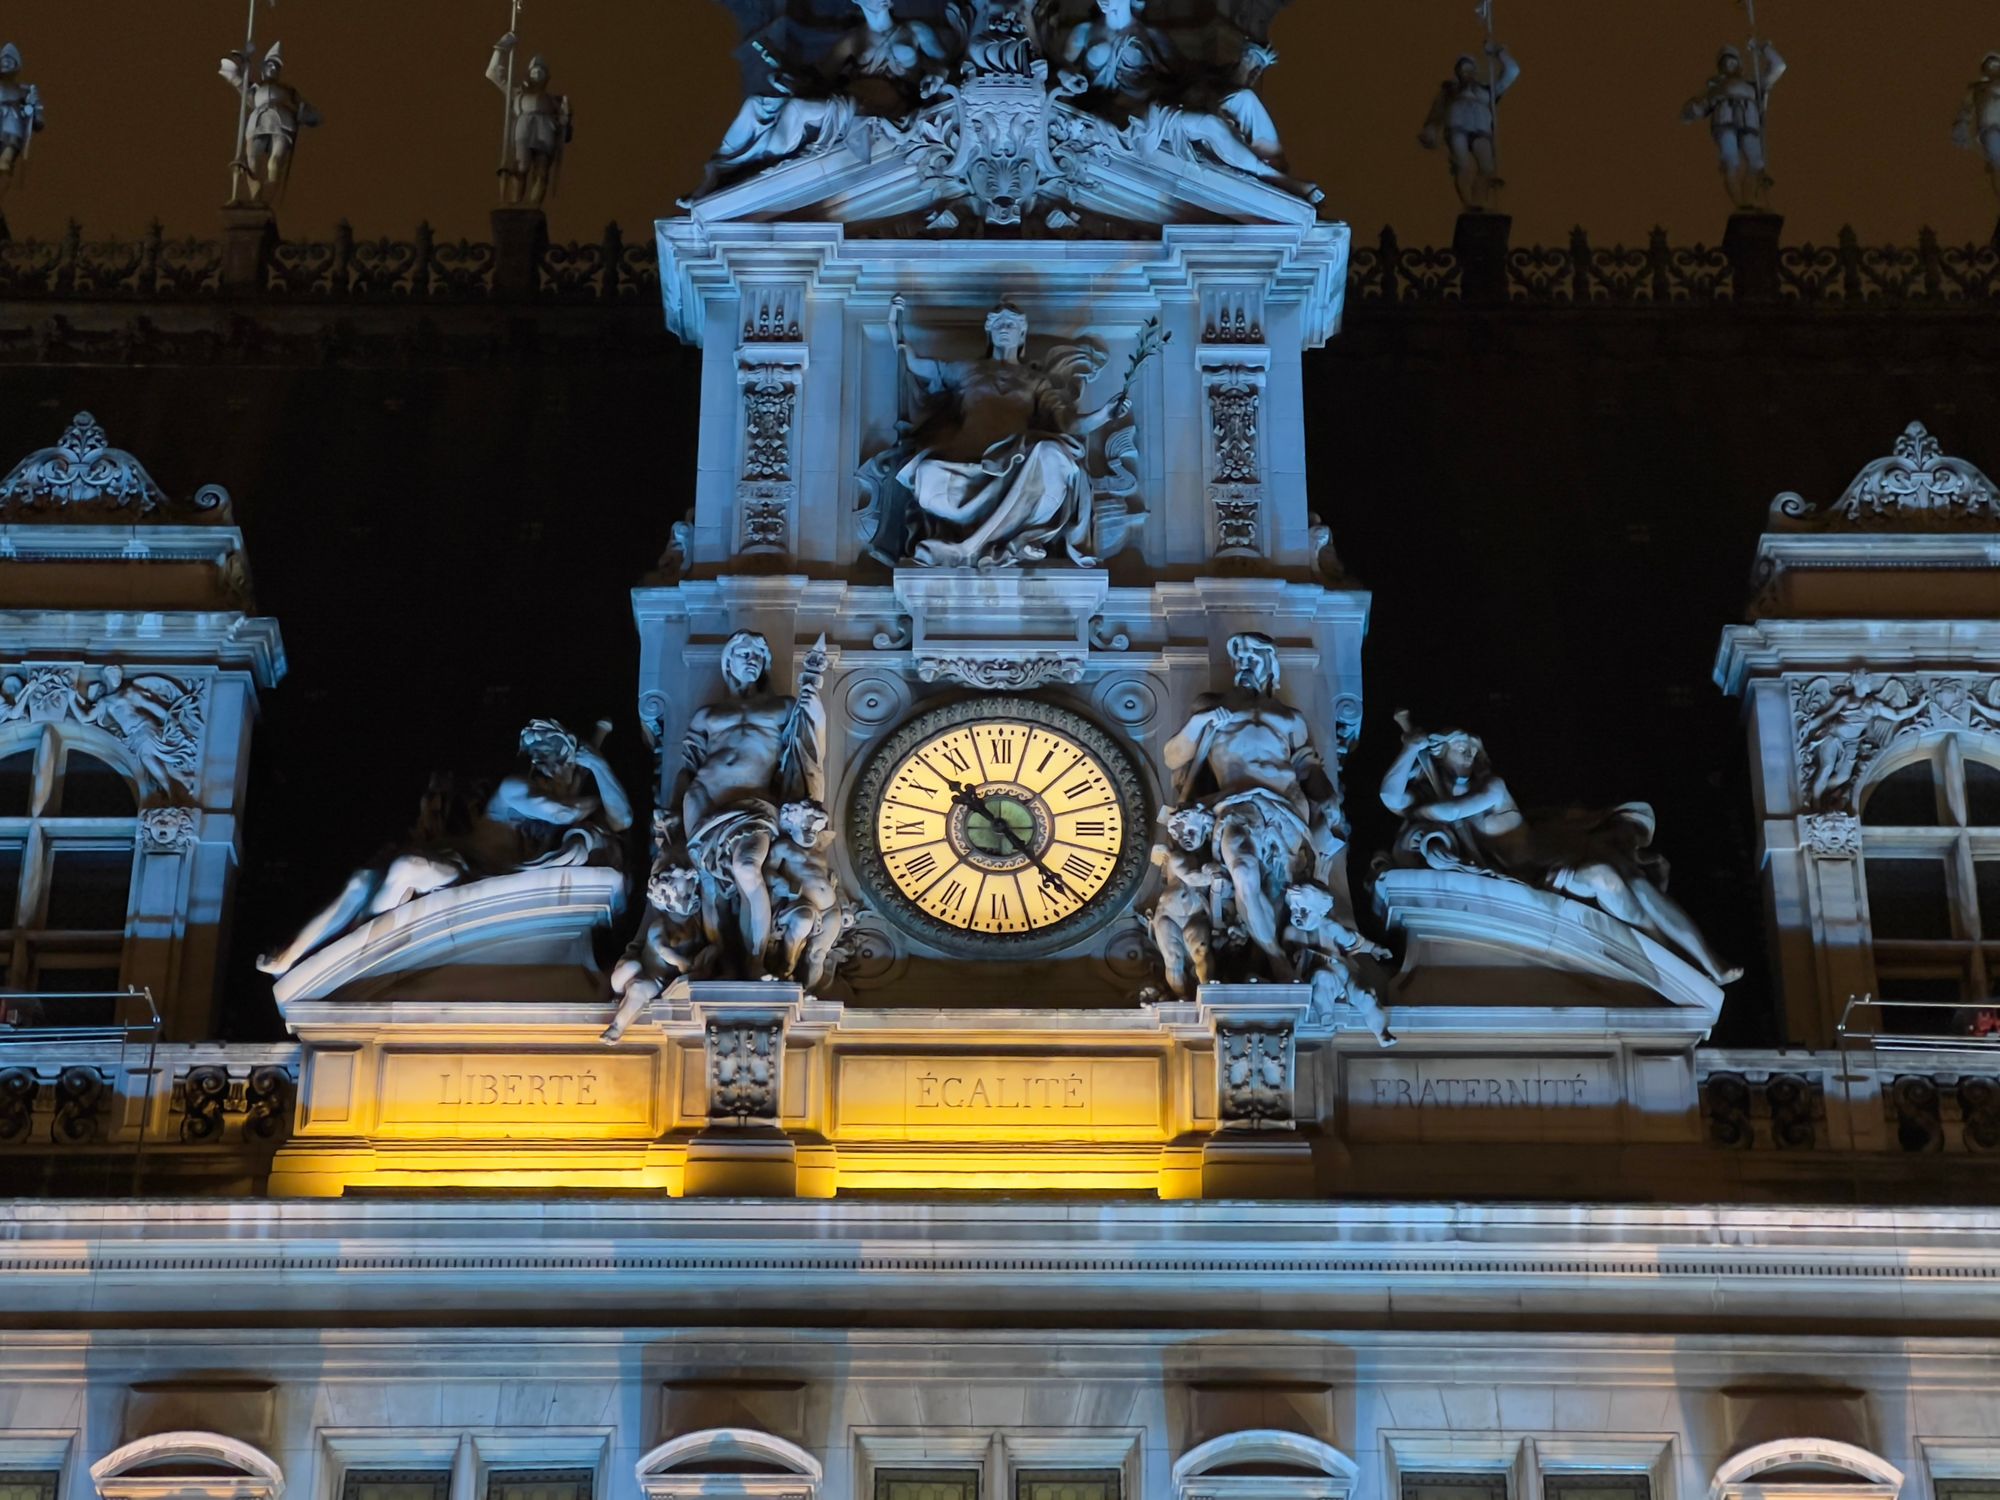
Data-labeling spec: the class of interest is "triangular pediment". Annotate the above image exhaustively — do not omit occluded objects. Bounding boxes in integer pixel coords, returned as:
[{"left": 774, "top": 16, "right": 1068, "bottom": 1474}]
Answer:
[{"left": 684, "top": 95, "right": 1322, "bottom": 237}]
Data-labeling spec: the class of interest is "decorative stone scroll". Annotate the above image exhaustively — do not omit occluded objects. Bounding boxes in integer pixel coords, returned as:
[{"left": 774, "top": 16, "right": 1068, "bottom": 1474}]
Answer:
[
  {"left": 914, "top": 653, "right": 1084, "bottom": 691},
  {"left": 0, "top": 412, "right": 230, "bottom": 517},
  {"left": 737, "top": 355, "right": 805, "bottom": 555},
  {"left": 1774, "top": 421, "right": 2000, "bottom": 529}
]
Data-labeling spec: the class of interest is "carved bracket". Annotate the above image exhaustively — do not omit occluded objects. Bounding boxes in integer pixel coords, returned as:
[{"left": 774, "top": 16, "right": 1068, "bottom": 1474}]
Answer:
[
  {"left": 1217, "top": 1021, "right": 1295, "bottom": 1128},
  {"left": 703, "top": 1016, "right": 786, "bottom": 1123},
  {"left": 735, "top": 344, "right": 808, "bottom": 556},
  {"left": 1200, "top": 349, "right": 1268, "bottom": 560}
]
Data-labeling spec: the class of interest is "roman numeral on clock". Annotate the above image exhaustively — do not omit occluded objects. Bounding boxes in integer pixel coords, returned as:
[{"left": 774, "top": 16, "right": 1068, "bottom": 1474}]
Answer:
[
  {"left": 1061, "top": 852, "right": 1097, "bottom": 882},
  {"left": 1073, "top": 820, "right": 1107, "bottom": 838},
  {"left": 901, "top": 851, "right": 939, "bottom": 881}
]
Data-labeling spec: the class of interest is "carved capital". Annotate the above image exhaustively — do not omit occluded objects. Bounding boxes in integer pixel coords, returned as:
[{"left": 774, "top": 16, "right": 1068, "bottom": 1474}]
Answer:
[
  {"left": 1800, "top": 811, "right": 1862, "bottom": 857},
  {"left": 705, "top": 1018, "right": 784, "bottom": 1122},
  {"left": 1216, "top": 1021, "right": 1295, "bottom": 1129}
]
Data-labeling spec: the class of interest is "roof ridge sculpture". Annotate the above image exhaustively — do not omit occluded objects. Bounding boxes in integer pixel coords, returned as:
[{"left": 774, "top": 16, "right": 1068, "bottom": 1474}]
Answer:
[
  {"left": 1771, "top": 419, "right": 2000, "bottom": 530},
  {"left": 0, "top": 411, "right": 233, "bottom": 520}
]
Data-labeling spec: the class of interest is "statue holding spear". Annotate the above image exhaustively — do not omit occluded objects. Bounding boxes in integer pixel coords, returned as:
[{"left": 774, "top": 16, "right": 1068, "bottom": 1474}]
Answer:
[
  {"left": 486, "top": 3, "right": 571, "bottom": 207},
  {"left": 0, "top": 44, "right": 45, "bottom": 200},
  {"left": 1681, "top": 0, "right": 1784, "bottom": 212},
  {"left": 219, "top": 0, "right": 319, "bottom": 208},
  {"left": 1418, "top": 0, "right": 1519, "bottom": 212}
]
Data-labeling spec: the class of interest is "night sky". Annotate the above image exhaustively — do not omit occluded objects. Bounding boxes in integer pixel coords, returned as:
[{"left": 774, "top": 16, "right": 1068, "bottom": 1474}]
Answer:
[{"left": 5, "top": 0, "right": 1999, "bottom": 249}]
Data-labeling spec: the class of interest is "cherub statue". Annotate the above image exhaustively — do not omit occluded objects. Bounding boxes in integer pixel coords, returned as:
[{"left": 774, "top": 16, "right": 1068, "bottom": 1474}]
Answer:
[
  {"left": 0, "top": 44, "right": 44, "bottom": 195},
  {"left": 1146, "top": 805, "right": 1229, "bottom": 999},
  {"left": 220, "top": 41, "right": 320, "bottom": 207},
  {"left": 696, "top": 0, "right": 951, "bottom": 197},
  {"left": 1796, "top": 672, "right": 1925, "bottom": 811},
  {"left": 870, "top": 298, "right": 1128, "bottom": 569},
  {"left": 602, "top": 865, "right": 717, "bottom": 1045},
  {"left": 1419, "top": 42, "right": 1519, "bottom": 211},
  {"left": 1380, "top": 715, "right": 1742, "bottom": 987},
  {"left": 1953, "top": 52, "right": 2000, "bottom": 202},
  {"left": 487, "top": 34, "right": 571, "bottom": 207},
  {"left": 762, "top": 799, "right": 851, "bottom": 991},
  {"left": 259, "top": 719, "right": 631, "bottom": 977},
  {"left": 1283, "top": 882, "right": 1395, "bottom": 1046},
  {"left": 1681, "top": 39, "right": 1784, "bottom": 211}
]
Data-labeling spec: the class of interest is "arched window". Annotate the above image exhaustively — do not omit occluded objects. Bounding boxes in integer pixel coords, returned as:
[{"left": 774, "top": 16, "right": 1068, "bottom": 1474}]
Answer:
[
  {"left": 1708, "top": 1439, "right": 1902, "bottom": 1500},
  {"left": 0, "top": 725, "right": 138, "bottom": 999},
  {"left": 1861, "top": 737, "right": 2000, "bottom": 1026},
  {"left": 90, "top": 1432, "right": 283, "bottom": 1500},
  {"left": 634, "top": 1430, "right": 822, "bottom": 1500},
  {"left": 1173, "top": 1431, "right": 1357, "bottom": 1500}
]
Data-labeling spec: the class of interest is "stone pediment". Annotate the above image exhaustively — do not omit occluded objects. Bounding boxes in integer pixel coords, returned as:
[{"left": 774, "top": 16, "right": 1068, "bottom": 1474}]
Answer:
[{"left": 684, "top": 101, "right": 1323, "bottom": 235}]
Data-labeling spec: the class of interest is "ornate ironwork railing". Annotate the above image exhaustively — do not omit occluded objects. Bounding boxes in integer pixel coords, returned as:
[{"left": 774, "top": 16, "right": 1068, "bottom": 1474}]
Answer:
[{"left": 0, "top": 219, "right": 1993, "bottom": 310}]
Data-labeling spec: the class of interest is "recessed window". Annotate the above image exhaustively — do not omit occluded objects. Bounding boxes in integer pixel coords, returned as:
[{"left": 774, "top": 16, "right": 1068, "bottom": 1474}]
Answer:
[
  {"left": 1402, "top": 1475, "right": 1508, "bottom": 1500},
  {"left": 878, "top": 1471, "right": 980, "bottom": 1500},
  {"left": 1862, "top": 738, "right": 2000, "bottom": 1028},
  {"left": 1545, "top": 1477, "right": 1652, "bottom": 1500},
  {"left": 484, "top": 1472, "right": 593, "bottom": 1500},
  {"left": 1017, "top": 1471, "right": 1121, "bottom": 1500},
  {"left": 342, "top": 1473, "right": 451, "bottom": 1500},
  {"left": 0, "top": 1472, "right": 60, "bottom": 1500},
  {"left": 0, "top": 728, "right": 137, "bottom": 998}
]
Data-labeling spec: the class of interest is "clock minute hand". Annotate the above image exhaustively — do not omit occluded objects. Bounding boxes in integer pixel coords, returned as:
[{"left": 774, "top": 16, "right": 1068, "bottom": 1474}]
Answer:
[{"left": 947, "top": 778, "right": 1074, "bottom": 898}]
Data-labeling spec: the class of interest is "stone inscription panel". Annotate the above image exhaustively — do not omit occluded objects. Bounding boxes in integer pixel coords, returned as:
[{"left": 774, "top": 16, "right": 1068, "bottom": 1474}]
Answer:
[
  {"left": 1345, "top": 1055, "right": 1619, "bottom": 1143},
  {"left": 834, "top": 1054, "right": 1165, "bottom": 1141},
  {"left": 377, "top": 1050, "right": 659, "bottom": 1138}
]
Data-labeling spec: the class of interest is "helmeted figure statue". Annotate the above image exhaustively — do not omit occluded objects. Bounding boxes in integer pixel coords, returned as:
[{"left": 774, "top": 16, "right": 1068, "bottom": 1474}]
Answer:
[
  {"left": 1162, "top": 633, "right": 1346, "bottom": 983},
  {"left": 1056, "top": 0, "right": 1321, "bottom": 202},
  {"left": 1418, "top": 43, "right": 1519, "bottom": 211},
  {"left": 696, "top": 0, "right": 952, "bottom": 197},
  {"left": 0, "top": 44, "right": 44, "bottom": 194},
  {"left": 258, "top": 719, "right": 634, "bottom": 978},
  {"left": 669, "top": 632, "right": 830, "bottom": 980},
  {"left": 1681, "top": 39, "right": 1784, "bottom": 211},
  {"left": 869, "top": 297, "right": 1129, "bottom": 570},
  {"left": 220, "top": 41, "right": 320, "bottom": 207},
  {"left": 1953, "top": 52, "right": 2000, "bottom": 202},
  {"left": 487, "top": 34, "right": 572, "bottom": 207},
  {"left": 1379, "top": 716, "right": 1741, "bottom": 988}
]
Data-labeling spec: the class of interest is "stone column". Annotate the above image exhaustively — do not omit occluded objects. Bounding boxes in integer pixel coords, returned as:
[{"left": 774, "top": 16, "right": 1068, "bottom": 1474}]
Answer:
[
  {"left": 682, "top": 982, "right": 805, "bottom": 1197},
  {"left": 489, "top": 206, "right": 548, "bottom": 300},
  {"left": 217, "top": 208, "right": 277, "bottom": 293},
  {"left": 1724, "top": 212, "right": 1784, "bottom": 302},
  {"left": 1198, "top": 984, "right": 1316, "bottom": 1198}
]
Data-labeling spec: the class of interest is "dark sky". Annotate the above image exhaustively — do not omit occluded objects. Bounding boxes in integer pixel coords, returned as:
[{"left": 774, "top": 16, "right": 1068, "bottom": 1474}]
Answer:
[{"left": 5, "top": 1, "right": 1999, "bottom": 249}]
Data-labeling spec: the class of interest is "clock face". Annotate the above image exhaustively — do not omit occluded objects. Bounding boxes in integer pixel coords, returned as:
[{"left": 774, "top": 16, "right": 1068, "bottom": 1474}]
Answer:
[{"left": 848, "top": 697, "right": 1150, "bottom": 958}]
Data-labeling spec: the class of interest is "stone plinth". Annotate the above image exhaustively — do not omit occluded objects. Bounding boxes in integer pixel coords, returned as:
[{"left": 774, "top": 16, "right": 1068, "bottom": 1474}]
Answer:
[{"left": 218, "top": 208, "right": 277, "bottom": 292}]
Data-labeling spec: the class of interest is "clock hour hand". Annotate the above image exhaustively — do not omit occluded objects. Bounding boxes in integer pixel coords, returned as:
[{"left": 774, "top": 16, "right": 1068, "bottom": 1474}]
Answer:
[{"left": 946, "top": 778, "right": 1074, "bottom": 898}]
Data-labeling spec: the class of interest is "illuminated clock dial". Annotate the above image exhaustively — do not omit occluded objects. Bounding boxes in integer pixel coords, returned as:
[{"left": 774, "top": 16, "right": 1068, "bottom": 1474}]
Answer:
[{"left": 849, "top": 698, "right": 1150, "bottom": 958}]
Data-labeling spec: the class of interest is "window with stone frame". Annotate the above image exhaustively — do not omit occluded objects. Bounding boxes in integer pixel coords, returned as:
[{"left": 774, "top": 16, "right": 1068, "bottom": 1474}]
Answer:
[
  {"left": 0, "top": 724, "right": 137, "bottom": 1005},
  {"left": 0, "top": 1472, "right": 60, "bottom": 1500},
  {"left": 1016, "top": 1470, "right": 1120, "bottom": 1500},
  {"left": 1936, "top": 1485, "right": 2000, "bottom": 1500},
  {"left": 341, "top": 1473, "right": 452, "bottom": 1500},
  {"left": 483, "top": 1471, "right": 593, "bottom": 1500},
  {"left": 1401, "top": 1475, "right": 1509, "bottom": 1500},
  {"left": 1861, "top": 736, "right": 2000, "bottom": 1030},
  {"left": 1543, "top": 1477, "right": 1652, "bottom": 1500},
  {"left": 877, "top": 1471, "right": 980, "bottom": 1500}
]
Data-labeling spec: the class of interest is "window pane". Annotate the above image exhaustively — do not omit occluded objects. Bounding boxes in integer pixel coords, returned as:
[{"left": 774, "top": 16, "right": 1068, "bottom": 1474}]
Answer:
[
  {"left": 0, "top": 1472, "right": 61, "bottom": 1500},
  {"left": 0, "top": 842, "right": 21, "bottom": 926},
  {"left": 57, "top": 750, "right": 135, "bottom": 816},
  {"left": 485, "top": 1472, "right": 592, "bottom": 1500},
  {"left": 1866, "top": 857, "right": 1955, "bottom": 939},
  {"left": 1966, "top": 760, "right": 2000, "bottom": 827},
  {"left": 1403, "top": 1476, "right": 1509, "bottom": 1500},
  {"left": 1546, "top": 1477, "right": 1653, "bottom": 1500},
  {"left": 1018, "top": 1473, "right": 1120, "bottom": 1500},
  {"left": 880, "top": 1472, "right": 980, "bottom": 1500},
  {"left": 344, "top": 1473, "right": 451, "bottom": 1500},
  {"left": 0, "top": 748, "right": 33, "bottom": 818},
  {"left": 1937, "top": 1482, "right": 2000, "bottom": 1500},
  {"left": 43, "top": 846, "right": 133, "bottom": 930},
  {"left": 1863, "top": 761, "right": 1939, "bottom": 827}
]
